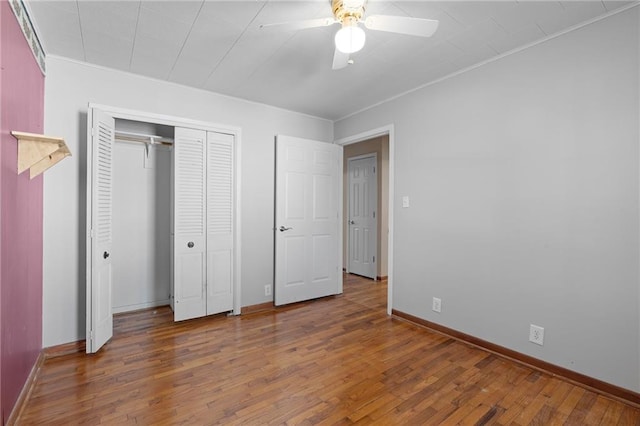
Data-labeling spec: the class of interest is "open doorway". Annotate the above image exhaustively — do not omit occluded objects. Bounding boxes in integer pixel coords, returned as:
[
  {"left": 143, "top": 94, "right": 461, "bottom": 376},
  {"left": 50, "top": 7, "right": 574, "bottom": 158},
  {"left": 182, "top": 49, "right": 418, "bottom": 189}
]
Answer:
[
  {"left": 343, "top": 136, "right": 389, "bottom": 281},
  {"left": 336, "top": 125, "right": 394, "bottom": 314}
]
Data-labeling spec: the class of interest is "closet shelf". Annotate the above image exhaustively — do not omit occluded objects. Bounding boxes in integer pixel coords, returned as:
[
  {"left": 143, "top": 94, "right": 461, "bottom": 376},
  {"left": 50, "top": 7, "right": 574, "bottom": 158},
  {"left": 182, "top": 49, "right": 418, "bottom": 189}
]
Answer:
[{"left": 11, "top": 131, "right": 71, "bottom": 179}]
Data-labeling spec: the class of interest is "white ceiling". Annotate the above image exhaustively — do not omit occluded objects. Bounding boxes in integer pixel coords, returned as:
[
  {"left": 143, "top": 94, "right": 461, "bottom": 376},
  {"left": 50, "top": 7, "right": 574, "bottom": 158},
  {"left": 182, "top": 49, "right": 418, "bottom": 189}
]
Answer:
[{"left": 27, "top": 0, "right": 635, "bottom": 120}]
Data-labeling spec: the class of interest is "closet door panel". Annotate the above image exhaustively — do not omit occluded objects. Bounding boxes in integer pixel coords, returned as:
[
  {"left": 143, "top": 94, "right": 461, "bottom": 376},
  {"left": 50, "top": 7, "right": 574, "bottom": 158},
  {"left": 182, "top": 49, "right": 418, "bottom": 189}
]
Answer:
[
  {"left": 176, "top": 251, "right": 206, "bottom": 305},
  {"left": 173, "top": 127, "right": 207, "bottom": 321},
  {"left": 87, "top": 108, "right": 115, "bottom": 353},
  {"left": 206, "top": 132, "right": 234, "bottom": 315},
  {"left": 207, "top": 249, "right": 232, "bottom": 314}
]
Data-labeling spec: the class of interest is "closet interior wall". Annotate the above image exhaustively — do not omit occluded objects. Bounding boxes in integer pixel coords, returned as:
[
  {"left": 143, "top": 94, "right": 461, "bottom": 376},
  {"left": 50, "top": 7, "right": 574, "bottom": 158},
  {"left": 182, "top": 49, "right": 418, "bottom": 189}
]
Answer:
[{"left": 112, "top": 119, "right": 174, "bottom": 314}]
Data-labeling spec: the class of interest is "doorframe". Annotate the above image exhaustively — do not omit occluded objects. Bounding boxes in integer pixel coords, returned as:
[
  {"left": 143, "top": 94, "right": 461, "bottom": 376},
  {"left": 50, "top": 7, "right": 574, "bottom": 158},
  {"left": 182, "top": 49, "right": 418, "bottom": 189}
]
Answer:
[
  {"left": 86, "top": 103, "right": 243, "bottom": 322},
  {"left": 334, "top": 124, "right": 394, "bottom": 315},
  {"left": 345, "top": 153, "right": 378, "bottom": 280}
]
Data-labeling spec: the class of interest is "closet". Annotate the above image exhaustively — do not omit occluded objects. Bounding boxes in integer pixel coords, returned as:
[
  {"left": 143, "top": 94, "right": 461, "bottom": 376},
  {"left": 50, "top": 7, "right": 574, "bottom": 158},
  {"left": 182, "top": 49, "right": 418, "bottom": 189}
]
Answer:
[
  {"left": 86, "top": 105, "right": 239, "bottom": 353},
  {"left": 112, "top": 119, "right": 173, "bottom": 314}
]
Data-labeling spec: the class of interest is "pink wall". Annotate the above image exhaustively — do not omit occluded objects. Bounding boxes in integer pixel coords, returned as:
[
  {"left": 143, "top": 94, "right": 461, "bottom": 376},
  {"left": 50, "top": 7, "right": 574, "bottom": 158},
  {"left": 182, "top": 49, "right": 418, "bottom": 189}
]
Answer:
[{"left": 0, "top": 0, "right": 45, "bottom": 422}]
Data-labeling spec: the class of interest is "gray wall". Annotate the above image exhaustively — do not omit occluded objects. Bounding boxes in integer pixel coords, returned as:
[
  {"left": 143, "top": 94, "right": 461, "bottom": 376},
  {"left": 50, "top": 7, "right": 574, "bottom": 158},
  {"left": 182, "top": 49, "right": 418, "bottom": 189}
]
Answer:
[
  {"left": 42, "top": 56, "right": 333, "bottom": 347},
  {"left": 112, "top": 141, "right": 172, "bottom": 313},
  {"left": 335, "top": 8, "right": 640, "bottom": 391}
]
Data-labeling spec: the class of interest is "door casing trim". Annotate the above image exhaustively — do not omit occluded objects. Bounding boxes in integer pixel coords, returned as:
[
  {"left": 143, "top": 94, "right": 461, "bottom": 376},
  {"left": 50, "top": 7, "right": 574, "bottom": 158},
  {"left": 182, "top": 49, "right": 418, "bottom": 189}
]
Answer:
[{"left": 334, "top": 124, "right": 394, "bottom": 315}]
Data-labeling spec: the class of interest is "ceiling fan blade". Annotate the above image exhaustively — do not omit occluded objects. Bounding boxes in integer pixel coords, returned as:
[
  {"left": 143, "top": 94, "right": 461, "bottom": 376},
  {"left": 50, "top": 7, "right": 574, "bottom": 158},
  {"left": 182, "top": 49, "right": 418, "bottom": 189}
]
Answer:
[
  {"left": 364, "top": 15, "right": 439, "bottom": 37},
  {"left": 332, "top": 48, "right": 350, "bottom": 70},
  {"left": 260, "top": 17, "right": 336, "bottom": 32}
]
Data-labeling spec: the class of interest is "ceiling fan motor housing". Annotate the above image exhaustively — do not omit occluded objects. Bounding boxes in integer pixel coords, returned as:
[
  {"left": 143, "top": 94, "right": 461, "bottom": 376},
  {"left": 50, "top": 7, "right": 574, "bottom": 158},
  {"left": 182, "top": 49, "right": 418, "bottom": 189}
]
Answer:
[{"left": 332, "top": 0, "right": 366, "bottom": 24}]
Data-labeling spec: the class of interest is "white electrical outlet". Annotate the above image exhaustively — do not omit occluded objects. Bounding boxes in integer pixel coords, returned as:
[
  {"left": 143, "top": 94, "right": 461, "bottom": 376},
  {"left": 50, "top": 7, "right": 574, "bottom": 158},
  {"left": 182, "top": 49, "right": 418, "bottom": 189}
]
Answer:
[
  {"left": 529, "top": 324, "right": 544, "bottom": 345},
  {"left": 265, "top": 285, "right": 272, "bottom": 296},
  {"left": 432, "top": 297, "right": 441, "bottom": 313}
]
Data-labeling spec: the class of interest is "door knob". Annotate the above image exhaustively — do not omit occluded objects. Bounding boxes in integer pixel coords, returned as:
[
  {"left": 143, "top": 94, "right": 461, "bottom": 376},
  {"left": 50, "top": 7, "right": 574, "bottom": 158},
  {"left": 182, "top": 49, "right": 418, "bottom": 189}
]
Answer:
[
  {"left": 349, "top": 220, "right": 355, "bottom": 225},
  {"left": 103, "top": 251, "right": 110, "bottom": 259},
  {"left": 187, "top": 241, "right": 195, "bottom": 248},
  {"left": 279, "top": 226, "right": 293, "bottom": 232}
]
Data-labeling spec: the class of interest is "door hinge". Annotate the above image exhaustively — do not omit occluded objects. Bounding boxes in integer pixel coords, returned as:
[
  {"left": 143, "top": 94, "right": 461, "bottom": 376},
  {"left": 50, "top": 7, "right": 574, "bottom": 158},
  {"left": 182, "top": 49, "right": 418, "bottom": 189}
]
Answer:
[
  {"left": 91, "top": 128, "right": 95, "bottom": 137},
  {"left": 373, "top": 256, "right": 376, "bottom": 263},
  {"left": 89, "top": 330, "right": 94, "bottom": 341},
  {"left": 373, "top": 211, "right": 375, "bottom": 219},
  {"left": 90, "top": 228, "right": 95, "bottom": 238},
  {"left": 373, "top": 166, "right": 376, "bottom": 174}
]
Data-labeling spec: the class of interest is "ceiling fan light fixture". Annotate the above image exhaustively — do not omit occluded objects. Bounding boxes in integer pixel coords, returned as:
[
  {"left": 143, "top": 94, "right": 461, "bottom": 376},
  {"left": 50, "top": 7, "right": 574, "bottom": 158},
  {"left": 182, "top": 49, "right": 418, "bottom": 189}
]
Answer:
[{"left": 335, "top": 24, "right": 365, "bottom": 53}]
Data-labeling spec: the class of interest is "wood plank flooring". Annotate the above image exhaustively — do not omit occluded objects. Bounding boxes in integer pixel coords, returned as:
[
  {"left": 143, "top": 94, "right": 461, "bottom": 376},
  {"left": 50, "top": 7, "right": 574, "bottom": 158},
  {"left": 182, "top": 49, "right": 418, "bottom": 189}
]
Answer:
[{"left": 18, "top": 274, "right": 640, "bottom": 425}]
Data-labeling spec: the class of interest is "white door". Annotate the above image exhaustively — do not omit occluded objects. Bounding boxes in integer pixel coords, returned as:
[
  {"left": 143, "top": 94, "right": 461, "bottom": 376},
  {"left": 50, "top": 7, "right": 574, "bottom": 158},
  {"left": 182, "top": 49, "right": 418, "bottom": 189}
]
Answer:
[
  {"left": 173, "top": 127, "right": 207, "bottom": 321},
  {"left": 348, "top": 155, "right": 377, "bottom": 279},
  {"left": 206, "top": 131, "right": 234, "bottom": 315},
  {"left": 275, "top": 135, "right": 343, "bottom": 305},
  {"left": 86, "top": 109, "right": 115, "bottom": 353}
]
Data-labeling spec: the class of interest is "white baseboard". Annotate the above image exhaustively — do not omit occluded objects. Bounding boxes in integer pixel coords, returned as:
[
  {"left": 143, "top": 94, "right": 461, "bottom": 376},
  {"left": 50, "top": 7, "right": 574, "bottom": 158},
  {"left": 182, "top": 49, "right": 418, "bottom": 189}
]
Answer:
[{"left": 112, "top": 299, "right": 171, "bottom": 314}]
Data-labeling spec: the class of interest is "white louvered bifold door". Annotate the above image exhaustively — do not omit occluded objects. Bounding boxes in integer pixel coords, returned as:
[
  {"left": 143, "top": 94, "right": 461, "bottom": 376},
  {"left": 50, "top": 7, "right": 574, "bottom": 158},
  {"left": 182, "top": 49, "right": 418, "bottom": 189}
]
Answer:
[
  {"left": 87, "top": 109, "right": 115, "bottom": 353},
  {"left": 173, "top": 128, "right": 207, "bottom": 321},
  {"left": 206, "top": 132, "right": 234, "bottom": 315}
]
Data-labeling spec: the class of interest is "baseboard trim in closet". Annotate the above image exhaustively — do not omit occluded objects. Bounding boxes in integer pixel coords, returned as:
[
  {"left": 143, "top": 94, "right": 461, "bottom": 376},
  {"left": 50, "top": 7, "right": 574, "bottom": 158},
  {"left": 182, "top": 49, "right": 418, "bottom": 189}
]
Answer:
[
  {"left": 113, "top": 300, "right": 172, "bottom": 315},
  {"left": 241, "top": 302, "right": 275, "bottom": 315},
  {"left": 392, "top": 309, "right": 640, "bottom": 408},
  {"left": 376, "top": 275, "right": 388, "bottom": 281},
  {"left": 114, "top": 305, "right": 171, "bottom": 317},
  {"left": 6, "top": 351, "right": 45, "bottom": 426}
]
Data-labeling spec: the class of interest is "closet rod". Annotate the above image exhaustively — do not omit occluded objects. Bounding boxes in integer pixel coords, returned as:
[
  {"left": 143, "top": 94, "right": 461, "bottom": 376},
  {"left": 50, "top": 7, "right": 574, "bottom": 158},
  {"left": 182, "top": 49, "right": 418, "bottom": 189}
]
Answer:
[{"left": 114, "top": 130, "right": 173, "bottom": 145}]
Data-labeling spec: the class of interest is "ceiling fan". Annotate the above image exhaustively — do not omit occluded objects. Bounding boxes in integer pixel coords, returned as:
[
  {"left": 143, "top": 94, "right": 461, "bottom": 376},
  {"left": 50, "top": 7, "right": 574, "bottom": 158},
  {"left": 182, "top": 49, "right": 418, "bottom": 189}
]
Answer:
[{"left": 260, "top": 0, "right": 439, "bottom": 70}]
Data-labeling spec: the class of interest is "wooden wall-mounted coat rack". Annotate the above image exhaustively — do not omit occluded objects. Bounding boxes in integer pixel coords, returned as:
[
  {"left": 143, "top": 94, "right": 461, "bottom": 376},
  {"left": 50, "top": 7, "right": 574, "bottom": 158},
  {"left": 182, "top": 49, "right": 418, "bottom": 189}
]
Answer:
[{"left": 11, "top": 131, "right": 71, "bottom": 179}]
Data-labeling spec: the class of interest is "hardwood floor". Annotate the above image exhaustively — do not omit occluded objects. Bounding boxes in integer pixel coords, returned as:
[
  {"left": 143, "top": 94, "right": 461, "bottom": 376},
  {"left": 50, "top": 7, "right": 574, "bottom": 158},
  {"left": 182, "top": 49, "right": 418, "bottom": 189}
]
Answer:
[{"left": 18, "top": 274, "right": 640, "bottom": 425}]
